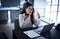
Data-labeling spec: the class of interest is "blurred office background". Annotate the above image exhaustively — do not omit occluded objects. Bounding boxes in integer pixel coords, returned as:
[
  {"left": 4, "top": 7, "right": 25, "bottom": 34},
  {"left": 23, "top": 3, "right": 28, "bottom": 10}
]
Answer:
[
  {"left": 0, "top": 0, "right": 60, "bottom": 39},
  {"left": 0, "top": 0, "right": 60, "bottom": 25}
]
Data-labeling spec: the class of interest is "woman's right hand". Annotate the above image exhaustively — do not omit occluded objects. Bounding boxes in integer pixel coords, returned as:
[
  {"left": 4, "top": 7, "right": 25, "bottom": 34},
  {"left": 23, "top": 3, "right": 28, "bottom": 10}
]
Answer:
[{"left": 24, "top": 15, "right": 28, "bottom": 21}]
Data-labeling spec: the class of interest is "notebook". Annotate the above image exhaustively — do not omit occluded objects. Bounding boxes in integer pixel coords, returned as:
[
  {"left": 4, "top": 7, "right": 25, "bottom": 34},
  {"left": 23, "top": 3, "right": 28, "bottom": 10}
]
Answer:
[{"left": 23, "top": 30, "right": 41, "bottom": 38}]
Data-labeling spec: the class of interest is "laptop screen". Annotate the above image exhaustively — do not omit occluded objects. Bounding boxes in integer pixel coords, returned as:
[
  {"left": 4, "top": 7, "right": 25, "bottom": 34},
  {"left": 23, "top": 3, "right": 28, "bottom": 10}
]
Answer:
[{"left": 40, "top": 23, "right": 55, "bottom": 34}]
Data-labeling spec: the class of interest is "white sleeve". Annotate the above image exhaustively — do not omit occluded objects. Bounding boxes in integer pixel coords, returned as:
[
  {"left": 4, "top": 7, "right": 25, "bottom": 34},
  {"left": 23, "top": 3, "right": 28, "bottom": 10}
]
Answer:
[
  {"left": 34, "top": 12, "right": 40, "bottom": 26},
  {"left": 19, "top": 14, "right": 26, "bottom": 28}
]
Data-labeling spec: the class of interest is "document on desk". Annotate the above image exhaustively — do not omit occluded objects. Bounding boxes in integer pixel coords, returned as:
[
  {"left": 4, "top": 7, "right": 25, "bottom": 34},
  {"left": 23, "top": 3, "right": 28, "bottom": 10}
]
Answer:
[{"left": 23, "top": 30, "right": 41, "bottom": 38}]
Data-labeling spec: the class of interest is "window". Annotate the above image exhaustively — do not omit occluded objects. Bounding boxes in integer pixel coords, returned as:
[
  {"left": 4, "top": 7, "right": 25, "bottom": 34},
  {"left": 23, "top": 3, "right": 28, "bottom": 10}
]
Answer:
[
  {"left": 52, "top": 0, "right": 58, "bottom": 5},
  {"left": 51, "top": 6, "right": 57, "bottom": 12},
  {"left": 50, "top": 12, "right": 57, "bottom": 23},
  {"left": 44, "top": 0, "right": 58, "bottom": 24},
  {"left": 20, "top": 0, "right": 25, "bottom": 8},
  {"left": 34, "top": 0, "right": 60, "bottom": 26},
  {"left": 57, "top": 12, "right": 60, "bottom": 23},
  {"left": 34, "top": 0, "right": 47, "bottom": 17},
  {"left": 59, "top": 6, "right": 60, "bottom": 11},
  {"left": 0, "top": 0, "right": 1, "bottom": 6}
]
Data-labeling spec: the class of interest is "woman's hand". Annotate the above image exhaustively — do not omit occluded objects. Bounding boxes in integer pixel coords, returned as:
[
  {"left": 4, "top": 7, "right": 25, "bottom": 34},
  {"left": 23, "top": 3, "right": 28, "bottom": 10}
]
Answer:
[
  {"left": 37, "top": 11, "right": 40, "bottom": 18},
  {"left": 24, "top": 15, "right": 29, "bottom": 21},
  {"left": 37, "top": 11, "right": 40, "bottom": 25}
]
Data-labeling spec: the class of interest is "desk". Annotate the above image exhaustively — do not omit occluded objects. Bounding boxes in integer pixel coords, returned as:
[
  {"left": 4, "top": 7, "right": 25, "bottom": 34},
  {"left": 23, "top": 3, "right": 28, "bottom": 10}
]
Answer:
[
  {"left": 13, "top": 27, "right": 46, "bottom": 39},
  {"left": 14, "top": 19, "right": 60, "bottom": 39}
]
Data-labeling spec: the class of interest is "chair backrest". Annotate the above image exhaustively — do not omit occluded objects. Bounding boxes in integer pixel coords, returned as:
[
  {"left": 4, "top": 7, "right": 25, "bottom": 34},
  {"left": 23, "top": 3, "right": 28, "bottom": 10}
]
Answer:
[
  {"left": 14, "top": 19, "right": 20, "bottom": 30},
  {"left": 0, "top": 32, "right": 8, "bottom": 39}
]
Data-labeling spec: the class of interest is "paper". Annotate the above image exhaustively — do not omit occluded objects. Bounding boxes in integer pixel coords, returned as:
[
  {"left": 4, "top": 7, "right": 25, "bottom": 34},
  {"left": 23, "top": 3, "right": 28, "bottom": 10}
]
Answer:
[{"left": 24, "top": 30, "right": 40, "bottom": 38}]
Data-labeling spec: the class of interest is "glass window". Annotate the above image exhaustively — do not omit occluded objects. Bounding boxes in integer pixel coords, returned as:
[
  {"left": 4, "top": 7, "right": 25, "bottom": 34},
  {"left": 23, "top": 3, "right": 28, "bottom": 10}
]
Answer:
[
  {"left": 0, "top": 0, "right": 1, "bottom": 6},
  {"left": 56, "top": 12, "right": 60, "bottom": 24},
  {"left": 45, "top": 0, "right": 58, "bottom": 23},
  {"left": 34, "top": 0, "right": 47, "bottom": 17},
  {"left": 0, "top": 3, "right": 1, "bottom": 6},
  {"left": 46, "top": 0, "right": 51, "bottom": 3},
  {"left": 20, "top": 0, "right": 25, "bottom": 8},
  {"left": 45, "top": 12, "right": 50, "bottom": 19},
  {"left": 51, "top": 6, "right": 57, "bottom": 12},
  {"left": 46, "top": 0, "right": 51, "bottom": 5},
  {"left": 45, "top": 6, "right": 50, "bottom": 12},
  {"left": 59, "top": 0, "right": 60, "bottom": 4},
  {"left": 59, "top": 6, "right": 60, "bottom": 11},
  {"left": 34, "top": 0, "right": 59, "bottom": 25},
  {"left": 50, "top": 12, "right": 57, "bottom": 23},
  {"left": 52, "top": 0, "right": 58, "bottom": 5}
]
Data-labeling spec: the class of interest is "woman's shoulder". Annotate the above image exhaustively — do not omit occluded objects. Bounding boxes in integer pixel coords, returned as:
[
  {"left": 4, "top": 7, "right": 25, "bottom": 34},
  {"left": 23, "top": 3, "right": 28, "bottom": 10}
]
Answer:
[
  {"left": 19, "top": 13, "right": 25, "bottom": 16},
  {"left": 19, "top": 14, "right": 25, "bottom": 19}
]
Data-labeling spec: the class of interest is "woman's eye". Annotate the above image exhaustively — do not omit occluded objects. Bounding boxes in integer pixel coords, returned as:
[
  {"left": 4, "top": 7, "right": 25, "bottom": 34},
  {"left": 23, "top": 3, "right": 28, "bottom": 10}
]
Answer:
[{"left": 30, "top": 8, "right": 33, "bottom": 10}]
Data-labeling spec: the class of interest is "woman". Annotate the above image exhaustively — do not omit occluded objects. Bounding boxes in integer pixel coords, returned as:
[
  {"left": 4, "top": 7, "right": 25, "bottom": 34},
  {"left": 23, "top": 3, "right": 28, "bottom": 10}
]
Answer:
[{"left": 19, "top": 2, "right": 40, "bottom": 29}]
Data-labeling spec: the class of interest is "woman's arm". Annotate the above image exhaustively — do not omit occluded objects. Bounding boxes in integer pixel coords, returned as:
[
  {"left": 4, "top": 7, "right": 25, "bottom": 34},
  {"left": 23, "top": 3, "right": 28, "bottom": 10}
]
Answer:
[
  {"left": 34, "top": 11, "right": 40, "bottom": 27},
  {"left": 19, "top": 14, "right": 24, "bottom": 28},
  {"left": 19, "top": 14, "right": 29, "bottom": 29}
]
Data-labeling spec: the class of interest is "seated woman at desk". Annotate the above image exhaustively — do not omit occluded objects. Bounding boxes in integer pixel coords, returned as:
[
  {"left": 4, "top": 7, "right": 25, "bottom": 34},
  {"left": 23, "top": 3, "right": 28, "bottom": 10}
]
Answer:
[{"left": 19, "top": 2, "right": 40, "bottom": 29}]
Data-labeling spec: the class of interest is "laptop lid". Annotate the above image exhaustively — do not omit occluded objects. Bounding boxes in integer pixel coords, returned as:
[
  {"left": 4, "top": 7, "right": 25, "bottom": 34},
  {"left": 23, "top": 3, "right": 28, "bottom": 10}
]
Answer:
[{"left": 40, "top": 23, "right": 55, "bottom": 34}]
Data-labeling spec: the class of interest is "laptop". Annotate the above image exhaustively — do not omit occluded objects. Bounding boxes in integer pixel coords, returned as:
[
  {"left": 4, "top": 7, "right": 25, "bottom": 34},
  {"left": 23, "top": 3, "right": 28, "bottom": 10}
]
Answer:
[
  {"left": 23, "top": 23, "right": 54, "bottom": 38},
  {"left": 34, "top": 23, "right": 55, "bottom": 34}
]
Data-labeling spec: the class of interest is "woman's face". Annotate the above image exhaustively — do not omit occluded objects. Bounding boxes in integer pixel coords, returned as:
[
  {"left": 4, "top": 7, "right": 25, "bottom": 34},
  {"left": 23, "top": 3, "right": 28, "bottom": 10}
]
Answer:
[{"left": 26, "top": 6, "right": 33, "bottom": 15}]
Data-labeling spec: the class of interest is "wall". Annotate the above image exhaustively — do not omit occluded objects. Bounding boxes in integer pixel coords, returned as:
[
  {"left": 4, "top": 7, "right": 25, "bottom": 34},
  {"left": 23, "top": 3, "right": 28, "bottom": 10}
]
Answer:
[
  {"left": 0, "top": 10, "right": 8, "bottom": 24},
  {"left": 1, "top": 0, "right": 20, "bottom": 7}
]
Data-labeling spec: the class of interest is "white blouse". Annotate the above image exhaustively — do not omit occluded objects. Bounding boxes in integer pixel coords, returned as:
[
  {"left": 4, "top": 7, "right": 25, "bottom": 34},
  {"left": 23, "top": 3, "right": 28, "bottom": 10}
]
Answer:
[{"left": 19, "top": 13, "right": 40, "bottom": 29}]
